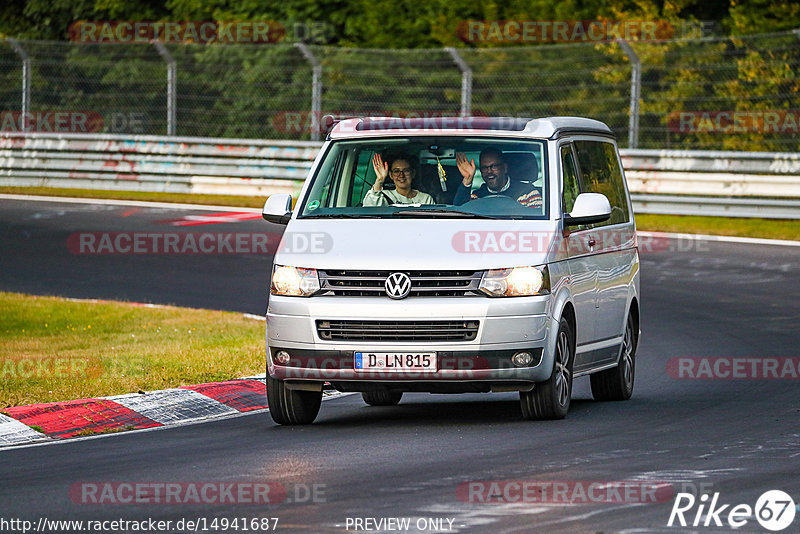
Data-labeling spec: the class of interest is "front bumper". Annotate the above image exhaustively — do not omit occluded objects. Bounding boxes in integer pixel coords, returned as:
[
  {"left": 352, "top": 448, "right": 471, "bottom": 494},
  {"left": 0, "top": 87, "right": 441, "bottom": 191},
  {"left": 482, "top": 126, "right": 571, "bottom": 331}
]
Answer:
[{"left": 266, "top": 295, "right": 557, "bottom": 384}]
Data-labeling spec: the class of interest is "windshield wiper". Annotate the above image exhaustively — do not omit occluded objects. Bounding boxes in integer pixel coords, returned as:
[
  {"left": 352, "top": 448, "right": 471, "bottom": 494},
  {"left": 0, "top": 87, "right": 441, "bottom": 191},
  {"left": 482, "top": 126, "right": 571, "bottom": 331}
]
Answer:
[{"left": 391, "top": 209, "right": 499, "bottom": 219}]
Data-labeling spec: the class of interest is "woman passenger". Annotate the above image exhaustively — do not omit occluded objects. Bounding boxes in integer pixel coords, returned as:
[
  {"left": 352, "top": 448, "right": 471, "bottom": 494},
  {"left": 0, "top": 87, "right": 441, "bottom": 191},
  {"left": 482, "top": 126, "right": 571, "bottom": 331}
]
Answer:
[{"left": 363, "top": 153, "right": 434, "bottom": 206}]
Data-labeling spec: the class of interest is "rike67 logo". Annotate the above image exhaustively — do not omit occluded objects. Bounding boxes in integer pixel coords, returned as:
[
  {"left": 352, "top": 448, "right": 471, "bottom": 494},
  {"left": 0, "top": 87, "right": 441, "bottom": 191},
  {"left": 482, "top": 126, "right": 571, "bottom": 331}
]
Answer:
[{"left": 668, "top": 490, "right": 796, "bottom": 531}]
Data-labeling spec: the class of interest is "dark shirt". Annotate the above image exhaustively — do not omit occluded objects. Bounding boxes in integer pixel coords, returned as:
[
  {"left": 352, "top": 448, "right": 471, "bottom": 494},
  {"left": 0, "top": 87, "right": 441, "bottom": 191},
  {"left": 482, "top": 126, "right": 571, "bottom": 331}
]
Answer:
[{"left": 453, "top": 176, "right": 543, "bottom": 208}]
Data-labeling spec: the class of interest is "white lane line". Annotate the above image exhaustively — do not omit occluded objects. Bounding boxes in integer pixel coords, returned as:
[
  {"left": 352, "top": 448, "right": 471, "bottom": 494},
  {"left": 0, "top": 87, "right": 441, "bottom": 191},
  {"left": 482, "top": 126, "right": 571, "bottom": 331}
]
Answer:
[
  {"left": 240, "top": 373, "right": 267, "bottom": 380},
  {"left": 106, "top": 389, "right": 238, "bottom": 425},
  {"left": 0, "top": 413, "right": 49, "bottom": 446},
  {"left": 0, "top": 194, "right": 262, "bottom": 213},
  {"left": 637, "top": 230, "right": 800, "bottom": 247}
]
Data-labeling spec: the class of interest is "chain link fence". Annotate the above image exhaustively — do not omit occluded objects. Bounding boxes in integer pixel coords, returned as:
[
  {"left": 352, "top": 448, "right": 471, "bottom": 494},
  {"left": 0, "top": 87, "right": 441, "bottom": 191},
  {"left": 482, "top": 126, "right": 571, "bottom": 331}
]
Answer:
[{"left": 2, "top": 31, "right": 799, "bottom": 150}]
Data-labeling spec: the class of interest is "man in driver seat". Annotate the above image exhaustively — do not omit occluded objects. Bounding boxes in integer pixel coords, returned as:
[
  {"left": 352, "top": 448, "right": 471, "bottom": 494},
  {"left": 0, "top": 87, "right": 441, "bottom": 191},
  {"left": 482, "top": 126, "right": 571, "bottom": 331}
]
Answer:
[{"left": 453, "top": 148, "right": 542, "bottom": 208}]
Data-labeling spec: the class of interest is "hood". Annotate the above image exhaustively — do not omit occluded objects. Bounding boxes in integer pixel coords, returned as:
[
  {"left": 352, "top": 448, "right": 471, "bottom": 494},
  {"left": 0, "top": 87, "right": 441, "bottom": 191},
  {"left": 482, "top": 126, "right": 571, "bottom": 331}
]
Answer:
[{"left": 274, "top": 218, "right": 560, "bottom": 270}]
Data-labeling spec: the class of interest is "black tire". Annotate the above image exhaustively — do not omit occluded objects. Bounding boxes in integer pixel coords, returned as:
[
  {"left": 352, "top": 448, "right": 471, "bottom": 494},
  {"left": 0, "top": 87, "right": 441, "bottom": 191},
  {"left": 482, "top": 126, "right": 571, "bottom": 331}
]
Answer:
[
  {"left": 266, "top": 376, "right": 322, "bottom": 425},
  {"left": 520, "top": 317, "right": 574, "bottom": 420},
  {"left": 361, "top": 391, "right": 403, "bottom": 406},
  {"left": 591, "top": 311, "right": 637, "bottom": 401}
]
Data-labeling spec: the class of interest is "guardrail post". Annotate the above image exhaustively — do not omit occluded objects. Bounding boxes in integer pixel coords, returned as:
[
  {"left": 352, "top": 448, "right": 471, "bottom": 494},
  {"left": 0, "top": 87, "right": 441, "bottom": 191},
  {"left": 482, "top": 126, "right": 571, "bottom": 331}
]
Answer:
[
  {"left": 445, "top": 47, "right": 472, "bottom": 117},
  {"left": 153, "top": 41, "right": 177, "bottom": 136},
  {"left": 295, "top": 43, "right": 322, "bottom": 141},
  {"left": 617, "top": 39, "right": 641, "bottom": 149},
  {"left": 7, "top": 38, "right": 31, "bottom": 119}
]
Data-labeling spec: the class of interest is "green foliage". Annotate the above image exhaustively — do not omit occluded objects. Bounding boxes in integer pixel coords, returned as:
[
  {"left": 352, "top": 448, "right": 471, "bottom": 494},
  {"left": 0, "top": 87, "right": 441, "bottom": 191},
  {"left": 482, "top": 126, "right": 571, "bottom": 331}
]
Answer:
[{"left": 1, "top": 1, "right": 798, "bottom": 149}]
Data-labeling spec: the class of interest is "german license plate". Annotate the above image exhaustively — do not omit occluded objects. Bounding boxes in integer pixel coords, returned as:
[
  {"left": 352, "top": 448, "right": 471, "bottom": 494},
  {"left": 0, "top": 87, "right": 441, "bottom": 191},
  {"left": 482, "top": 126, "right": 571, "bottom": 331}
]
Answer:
[{"left": 354, "top": 352, "right": 437, "bottom": 371}]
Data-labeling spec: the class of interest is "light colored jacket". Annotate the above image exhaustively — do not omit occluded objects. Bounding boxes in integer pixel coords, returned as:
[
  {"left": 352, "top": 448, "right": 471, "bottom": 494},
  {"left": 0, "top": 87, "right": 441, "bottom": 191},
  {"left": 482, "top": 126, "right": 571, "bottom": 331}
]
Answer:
[{"left": 363, "top": 188, "right": 434, "bottom": 206}]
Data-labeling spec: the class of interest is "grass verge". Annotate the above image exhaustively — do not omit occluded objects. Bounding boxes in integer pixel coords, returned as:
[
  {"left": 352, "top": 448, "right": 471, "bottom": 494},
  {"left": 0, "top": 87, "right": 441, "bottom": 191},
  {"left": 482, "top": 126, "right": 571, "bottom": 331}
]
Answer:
[
  {"left": 0, "top": 292, "right": 264, "bottom": 407},
  {"left": 634, "top": 214, "right": 800, "bottom": 241}
]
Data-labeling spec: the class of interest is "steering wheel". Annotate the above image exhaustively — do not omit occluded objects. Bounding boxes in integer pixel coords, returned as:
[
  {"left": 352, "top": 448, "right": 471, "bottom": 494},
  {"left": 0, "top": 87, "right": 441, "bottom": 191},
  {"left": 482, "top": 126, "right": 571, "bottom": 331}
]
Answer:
[{"left": 470, "top": 194, "right": 519, "bottom": 204}]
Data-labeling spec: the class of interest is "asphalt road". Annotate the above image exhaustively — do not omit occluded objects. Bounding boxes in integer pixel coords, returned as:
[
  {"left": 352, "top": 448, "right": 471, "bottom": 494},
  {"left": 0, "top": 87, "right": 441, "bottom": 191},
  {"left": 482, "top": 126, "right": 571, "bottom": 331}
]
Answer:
[{"left": 1, "top": 197, "right": 799, "bottom": 534}]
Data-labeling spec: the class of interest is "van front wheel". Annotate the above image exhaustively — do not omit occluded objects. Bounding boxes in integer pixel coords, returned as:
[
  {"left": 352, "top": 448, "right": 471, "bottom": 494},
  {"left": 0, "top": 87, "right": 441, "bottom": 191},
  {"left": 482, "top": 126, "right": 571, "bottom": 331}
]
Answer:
[
  {"left": 520, "top": 318, "right": 574, "bottom": 420},
  {"left": 266, "top": 376, "right": 322, "bottom": 425}
]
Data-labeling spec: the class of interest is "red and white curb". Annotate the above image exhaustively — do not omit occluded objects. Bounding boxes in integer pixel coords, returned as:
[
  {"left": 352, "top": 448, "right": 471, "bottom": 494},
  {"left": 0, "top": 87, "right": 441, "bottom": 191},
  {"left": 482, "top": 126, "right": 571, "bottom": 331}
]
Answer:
[
  {"left": 0, "top": 375, "right": 343, "bottom": 448},
  {"left": 0, "top": 376, "right": 267, "bottom": 447}
]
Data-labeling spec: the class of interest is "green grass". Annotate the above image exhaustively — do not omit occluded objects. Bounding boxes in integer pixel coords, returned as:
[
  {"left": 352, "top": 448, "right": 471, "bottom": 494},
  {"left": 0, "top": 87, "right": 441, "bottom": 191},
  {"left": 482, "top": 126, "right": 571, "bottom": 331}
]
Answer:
[
  {"left": 0, "top": 292, "right": 265, "bottom": 407},
  {"left": 635, "top": 214, "right": 800, "bottom": 241},
  {"left": 2, "top": 186, "right": 796, "bottom": 241}
]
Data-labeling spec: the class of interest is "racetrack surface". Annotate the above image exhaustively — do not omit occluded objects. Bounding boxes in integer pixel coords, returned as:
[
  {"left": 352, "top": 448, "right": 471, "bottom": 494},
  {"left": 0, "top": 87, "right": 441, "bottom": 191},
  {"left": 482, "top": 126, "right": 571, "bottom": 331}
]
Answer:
[{"left": 1, "top": 198, "right": 798, "bottom": 533}]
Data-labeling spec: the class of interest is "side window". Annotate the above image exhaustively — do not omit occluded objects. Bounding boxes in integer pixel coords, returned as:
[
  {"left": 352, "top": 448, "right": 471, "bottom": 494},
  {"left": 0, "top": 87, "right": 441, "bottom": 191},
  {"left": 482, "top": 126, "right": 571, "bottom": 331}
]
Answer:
[
  {"left": 560, "top": 145, "right": 580, "bottom": 214},
  {"left": 574, "top": 140, "right": 630, "bottom": 226}
]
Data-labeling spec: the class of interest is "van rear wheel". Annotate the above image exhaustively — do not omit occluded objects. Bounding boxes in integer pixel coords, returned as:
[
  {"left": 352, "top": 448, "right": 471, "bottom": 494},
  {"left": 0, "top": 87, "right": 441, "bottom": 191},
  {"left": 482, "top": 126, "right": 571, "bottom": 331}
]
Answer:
[
  {"left": 266, "top": 376, "right": 322, "bottom": 425},
  {"left": 520, "top": 317, "right": 574, "bottom": 420},
  {"left": 362, "top": 391, "right": 403, "bottom": 406},
  {"left": 591, "top": 311, "right": 637, "bottom": 401}
]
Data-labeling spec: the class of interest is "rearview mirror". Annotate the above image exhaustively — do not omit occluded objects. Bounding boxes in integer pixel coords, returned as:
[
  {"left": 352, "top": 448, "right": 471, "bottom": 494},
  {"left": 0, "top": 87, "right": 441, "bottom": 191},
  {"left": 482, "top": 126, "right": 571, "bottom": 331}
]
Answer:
[
  {"left": 564, "top": 193, "right": 611, "bottom": 226},
  {"left": 262, "top": 194, "right": 293, "bottom": 225}
]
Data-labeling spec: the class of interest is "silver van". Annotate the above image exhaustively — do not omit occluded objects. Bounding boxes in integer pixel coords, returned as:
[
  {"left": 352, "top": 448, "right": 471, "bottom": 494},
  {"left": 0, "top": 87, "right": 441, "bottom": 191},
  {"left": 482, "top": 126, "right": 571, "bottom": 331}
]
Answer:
[{"left": 262, "top": 116, "right": 640, "bottom": 424}]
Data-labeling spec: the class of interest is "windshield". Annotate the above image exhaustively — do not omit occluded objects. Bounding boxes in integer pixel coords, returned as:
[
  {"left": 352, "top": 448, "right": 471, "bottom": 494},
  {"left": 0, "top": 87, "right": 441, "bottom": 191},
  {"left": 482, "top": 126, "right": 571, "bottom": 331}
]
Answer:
[{"left": 298, "top": 137, "right": 548, "bottom": 219}]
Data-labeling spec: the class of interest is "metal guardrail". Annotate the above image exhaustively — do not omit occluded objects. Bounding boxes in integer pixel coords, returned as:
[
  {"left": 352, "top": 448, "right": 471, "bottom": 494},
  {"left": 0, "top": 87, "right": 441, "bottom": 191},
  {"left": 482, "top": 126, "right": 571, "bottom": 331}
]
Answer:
[
  {"left": 1, "top": 133, "right": 799, "bottom": 218},
  {"left": 620, "top": 149, "right": 800, "bottom": 218},
  {"left": 0, "top": 132, "right": 321, "bottom": 197}
]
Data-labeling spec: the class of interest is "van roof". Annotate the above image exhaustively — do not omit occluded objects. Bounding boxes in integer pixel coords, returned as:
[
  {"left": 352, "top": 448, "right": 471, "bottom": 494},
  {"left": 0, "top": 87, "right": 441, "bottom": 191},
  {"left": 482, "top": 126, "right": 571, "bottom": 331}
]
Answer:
[{"left": 328, "top": 116, "right": 614, "bottom": 140}]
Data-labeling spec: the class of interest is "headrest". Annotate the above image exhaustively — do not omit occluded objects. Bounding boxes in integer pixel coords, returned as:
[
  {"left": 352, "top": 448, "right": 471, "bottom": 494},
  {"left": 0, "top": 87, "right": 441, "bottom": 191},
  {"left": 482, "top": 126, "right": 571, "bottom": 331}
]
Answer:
[{"left": 503, "top": 152, "right": 540, "bottom": 182}]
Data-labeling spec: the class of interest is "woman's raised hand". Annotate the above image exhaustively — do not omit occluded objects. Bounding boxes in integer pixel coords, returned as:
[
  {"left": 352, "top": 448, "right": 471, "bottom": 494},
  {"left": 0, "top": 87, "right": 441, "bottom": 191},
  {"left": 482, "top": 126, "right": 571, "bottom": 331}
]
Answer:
[{"left": 372, "top": 153, "right": 388, "bottom": 190}]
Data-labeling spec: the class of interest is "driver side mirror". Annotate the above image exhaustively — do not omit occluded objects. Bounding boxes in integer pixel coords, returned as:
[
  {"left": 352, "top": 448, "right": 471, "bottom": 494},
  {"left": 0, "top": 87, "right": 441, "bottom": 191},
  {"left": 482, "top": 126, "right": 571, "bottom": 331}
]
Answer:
[
  {"left": 564, "top": 193, "right": 611, "bottom": 226},
  {"left": 262, "top": 194, "right": 293, "bottom": 225}
]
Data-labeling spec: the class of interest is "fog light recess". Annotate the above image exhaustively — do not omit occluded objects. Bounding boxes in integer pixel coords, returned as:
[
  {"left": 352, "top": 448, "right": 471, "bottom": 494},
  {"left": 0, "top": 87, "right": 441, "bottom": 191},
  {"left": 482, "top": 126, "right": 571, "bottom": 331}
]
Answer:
[
  {"left": 275, "top": 350, "right": 291, "bottom": 365},
  {"left": 512, "top": 351, "right": 534, "bottom": 367}
]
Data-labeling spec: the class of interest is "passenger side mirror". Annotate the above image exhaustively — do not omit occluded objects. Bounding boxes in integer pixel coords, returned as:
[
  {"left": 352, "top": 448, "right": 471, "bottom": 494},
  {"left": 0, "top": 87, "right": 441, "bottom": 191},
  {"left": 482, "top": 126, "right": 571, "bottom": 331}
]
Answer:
[
  {"left": 564, "top": 193, "right": 611, "bottom": 226},
  {"left": 262, "top": 194, "right": 293, "bottom": 225}
]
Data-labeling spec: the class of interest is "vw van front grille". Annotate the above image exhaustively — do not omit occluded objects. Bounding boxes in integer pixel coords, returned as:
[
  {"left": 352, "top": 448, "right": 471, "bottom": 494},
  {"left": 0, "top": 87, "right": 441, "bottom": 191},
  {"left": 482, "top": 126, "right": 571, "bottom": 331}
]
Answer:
[
  {"left": 316, "top": 320, "right": 480, "bottom": 342},
  {"left": 318, "top": 270, "right": 482, "bottom": 297}
]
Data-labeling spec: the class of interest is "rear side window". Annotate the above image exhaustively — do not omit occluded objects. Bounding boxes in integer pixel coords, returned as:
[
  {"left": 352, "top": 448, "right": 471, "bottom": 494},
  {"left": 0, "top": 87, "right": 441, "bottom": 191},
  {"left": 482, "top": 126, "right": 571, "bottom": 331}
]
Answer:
[{"left": 573, "top": 140, "right": 630, "bottom": 225}]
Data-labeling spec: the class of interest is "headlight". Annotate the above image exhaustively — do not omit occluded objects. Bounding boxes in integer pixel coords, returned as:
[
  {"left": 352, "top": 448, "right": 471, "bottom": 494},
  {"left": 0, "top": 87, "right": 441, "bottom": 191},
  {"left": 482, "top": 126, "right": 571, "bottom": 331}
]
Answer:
[
  {"left": 479, "top": 266, "right": 549, "bottom": 297},
  {"left": 270, "top": 265, "right": 320, "bottom": 296}
]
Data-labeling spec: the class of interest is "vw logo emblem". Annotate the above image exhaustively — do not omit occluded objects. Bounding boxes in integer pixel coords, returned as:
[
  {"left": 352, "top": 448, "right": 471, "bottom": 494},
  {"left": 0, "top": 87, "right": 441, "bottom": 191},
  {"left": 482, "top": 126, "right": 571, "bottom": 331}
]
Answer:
[{"left": 385, "top": 272, "right": 412, "bottom": 299}]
